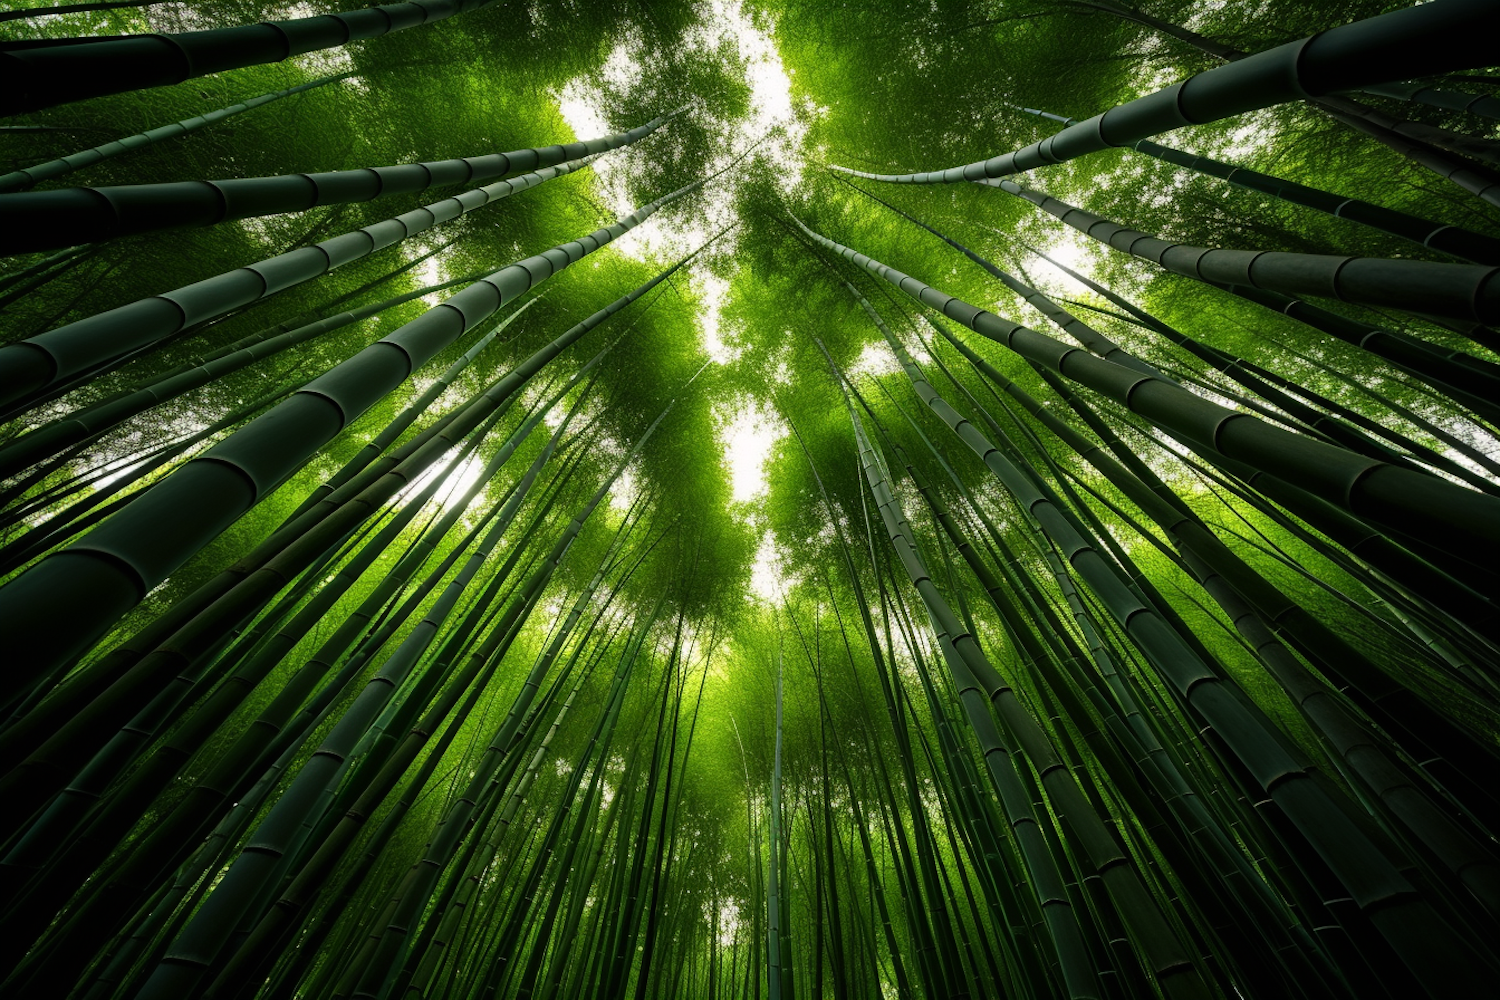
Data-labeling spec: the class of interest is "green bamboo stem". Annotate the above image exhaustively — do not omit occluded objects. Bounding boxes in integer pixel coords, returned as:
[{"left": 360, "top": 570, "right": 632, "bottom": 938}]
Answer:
[
  {"left": 0, "top": 386, "right": 570, "bottom": 967},
  {"left": 0, "top": 175, "right": 705, "bottom": 695},
  {"left": 839, "top": 274, "right": 1497, "bottom": 993},
  {"left": 1133, "top": 137, "right": 1500, "bottom": 265},
  {"left": 826, "top": 1, "right": 1500, "bottom": 185},
  {"left": 1065, "top": 0, "right": 1500, "bottom": 207},
  {"left": 339, "top": 514, "right": 651, "bottom": 999},
  {"left": 839, "top": 362, "right": 1209, "bottom": 999},
  {"left": 794, "top": 217, "right": 1500, "bottom": 590},
  {"left": 937, "top": 315, "right": 1500, "bottom": 918},
  {"left": 0, "top": 267, "right": 512, "bottom": 480},
  {"left": 1025, "top": 247, "right": 1500, "bottom": 487},
  {"left": 980, "top": 175, "right": 1500, "bottom": 374},
  {"left": 1360, "top": 81, "right": 1500, "bottom": 120},
  {"left": 0, "top": 382, "right": 292, "bottom": 576},
  {"left": 0, "top": 108, "right": 685, "bottom": 253},
  {"left": 0, "top": 0, "right": 497, "bottom": 116},
  {"left": 841, "top": 177, "right": 1479, "bottom": 492},
  {"left": 200, "top": 397, "right": 677, "bottom": 1000},
  {"left": 0, "top": 151, "right": 597, "bottom": 412},
  {"left": 0, "top": 73, "right": 353, "bottom": 193},
  {"left": 0, "top": 322, "right": 596, "bottom": 832}
]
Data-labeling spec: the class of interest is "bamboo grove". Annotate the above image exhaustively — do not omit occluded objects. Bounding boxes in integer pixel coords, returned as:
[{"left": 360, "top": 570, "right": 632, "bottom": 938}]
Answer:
[{"left": 1, "top": 0, "right": 1499, "bottom": 997}]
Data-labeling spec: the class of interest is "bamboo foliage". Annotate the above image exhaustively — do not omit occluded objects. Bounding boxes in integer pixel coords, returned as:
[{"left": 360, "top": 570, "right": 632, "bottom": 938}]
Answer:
[
  {"left": 0, "top": 108, "right": 686, "bottom": 253},
  {"left": 0, "top": 72, "right": 355, "bottom": 193},
  {"left": 1, "top": 2, "right": 1499, "bottom": 999},
  {"left": 0, "top": 0, "right": 501, "bottom": 115},
  {"left": 826, "top": 1, "right": 1500, "bottom": 185}
]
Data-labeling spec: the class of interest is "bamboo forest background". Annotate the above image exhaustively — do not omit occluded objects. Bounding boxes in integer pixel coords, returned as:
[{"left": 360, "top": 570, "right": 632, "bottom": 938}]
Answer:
[{"left": 1, "top": 0, "right": 1499, "bottom": 997}]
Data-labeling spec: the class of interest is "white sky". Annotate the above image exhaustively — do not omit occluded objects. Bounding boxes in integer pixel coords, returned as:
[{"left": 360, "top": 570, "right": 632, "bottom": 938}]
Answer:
[
  {"left": 749, "top": 530, "right": 795, "bottom": 602},
  {"left": 719, "top": 399, "right": 784, "bottom": 504},
  {"left": 556, "top": 0, "right": 809, "bottom": 263},
  {"left": 553, "top": 0, "right": 814, "bottom": 602}
]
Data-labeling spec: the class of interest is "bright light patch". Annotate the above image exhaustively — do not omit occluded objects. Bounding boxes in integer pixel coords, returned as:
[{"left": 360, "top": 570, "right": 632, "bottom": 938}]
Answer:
[
  {"left": 749, "top": 530, "right": 795, "bottom": 602},
  {"left": 847, "top": 340, "right": 901, "bottom": 380},
  {"left": 609, "top": 463, "right": 640, "bottom": 514},
  {"left": 553, "top": 0, "right": 809, "bottom": 261},
  {"left": 697, "top": 270, "right": 736, "bottom": 363},
  {"left": 1023, "top": 226, "right": 1097, "bottom": 286},
  {"left": 1211, "top": 109, "right": 1281, "bottom": 163},
  {"left": 556, "top": 88, "right": 611, "bottom": 151},
  {"left": 416, "top": 253, "right": 445, "bottom": 307},
  {"left": 720, "top": 401, "right": 785, "bottom": 504},
  {"left": 401, "top": 451, "right": 487, "bottom": 513},
  {"left": 716, "top": 898, "right": 743, "bottom": 945}
]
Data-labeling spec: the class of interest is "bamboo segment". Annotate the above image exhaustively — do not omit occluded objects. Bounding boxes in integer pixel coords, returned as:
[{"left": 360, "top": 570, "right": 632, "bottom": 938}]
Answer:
[
  {"left": 1361, "top": 80, "right": 1500, "bottom": 120},
  {"left": 826, "top": 1, "right": 1500, "bottom": 185},
  {"left": 0, "top": 177, "right": 704, "bottom": 693},
  {"left": 0, "top": 268, "right": 507, "bottom": 481},
  {"left": 0, "top": 106, "right": 682, "bottom": 410},
  {"left": 0, "top": 108, "right": 685, "bottom": 253},
  {"left": 979, "top": 175, "right": 1500, "bottom": 335},
  {"left": 0, "top": 157, "right": 584, "bottom": 410},
  {"left": 0, "top": 73, "right": 353, "bottom": 193},
  {"left": 793, "top": 218, "right": 1500, "bottom": 575},
  {"left": 0, "top": 0, "right": 497, "bottom": 116}
]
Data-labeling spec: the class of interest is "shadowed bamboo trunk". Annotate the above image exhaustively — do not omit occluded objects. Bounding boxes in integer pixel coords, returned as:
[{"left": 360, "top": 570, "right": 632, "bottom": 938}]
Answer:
[
  {"left": 827, "top": 1, "right": 1500, "bottom": 185},
  {"left": 975, "top": 175, "right": 1500, "bottom": 401},
  {"left": 0, "top": 174, "right": 706, "bottom": 698},
  {"left": 0, "top": 72, "right": 353, "bottom": 193},
  {"left": 835, "top": 349, "right": 1210, "bottom": 999},
  {"left": 0, "top": 108, "right": 682, "bottom": 411},
  {"left": 0, "top": 0, "right": 498, "bottom": 115},
  {"left": 0, "top": 108, "right": 685, "bottom": 253},
  {"left": 793, "top": 217, "right": 1500, "bottom": 584}
]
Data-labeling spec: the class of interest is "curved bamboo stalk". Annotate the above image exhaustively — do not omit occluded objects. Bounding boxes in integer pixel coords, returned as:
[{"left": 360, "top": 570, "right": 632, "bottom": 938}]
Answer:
[
  {"left": 0, "top": 108, "right": 685, "bottom": 253},
  {"left": 1016, "top": 242, "right": 1500, "bottom": 485},
  {"left": 0, "top": 73, "right": 353, "bottom": 193},
  {"left": 0, "top": 382, "right": 293, "bottom": 576},
  {"left": 1310, "top": 94, "right": 1500, "bottom": 207},
  {"left": 836, "top": 176, "right": 1488, "bottom": 493},
  {"left": 1005, "top": 100, "right": 1500, "bottom": 265},
  {"left": 1135, "top": 137, "right": 1500, "bottom": 264},
  {"left": 0, "top": 132, "right": 677, "bottom": 418},
  {"left": 1361, "top": 81, "right": 1500, "bottom": 120},
  {"left": 979, "top": 175, "right": 1500, "bottom": 358},
  {"left": 0, "top": 267, "right": 509, "bottom": 481},
  {"left": 843, "top": 280, "right": 1498, "bottom": 993},
  {"left": 1064, "top": 0, "right": 1500, "bottom": 207},
  {"left": 0, "top": 175, "right": 705, "bottom": 695},
  {"left": 0, "top": 153, "right": 588, "bottom": 411},
  {"left": 0, "top": 0, "right": 496, "bottom": 116},
  {"left": 826, "top": 1, "right": 1500, "bottom": 185},
  {"left": 793, "top": 217, "right": 1500, "bottom": 573}
]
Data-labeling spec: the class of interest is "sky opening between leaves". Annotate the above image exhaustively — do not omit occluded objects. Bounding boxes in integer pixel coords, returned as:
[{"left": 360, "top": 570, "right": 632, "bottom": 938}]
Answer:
[{"left": 4, "top": 4, "right": 1500, "bottom": 992}]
